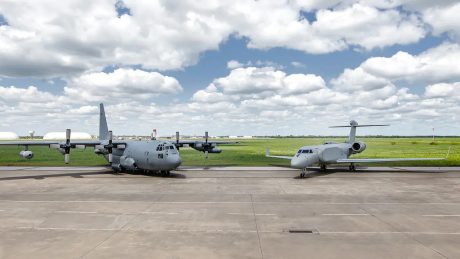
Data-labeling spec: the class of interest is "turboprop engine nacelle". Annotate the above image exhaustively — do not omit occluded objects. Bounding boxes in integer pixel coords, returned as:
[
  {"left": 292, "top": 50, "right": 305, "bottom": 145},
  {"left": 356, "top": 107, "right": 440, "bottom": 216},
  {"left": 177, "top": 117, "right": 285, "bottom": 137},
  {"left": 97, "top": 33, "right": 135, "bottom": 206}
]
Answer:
[
  {"left": 19, "top": 150, "right": 33, "bottom": 159},
  {"left": 208, "top": 147, "right": 221, "bottom": 153},
  {"left": 120, "top": 156, "right": 137, "bottom": 170},
  {"left": 351, "top": 141, "right": 366, "bottom": 153}
]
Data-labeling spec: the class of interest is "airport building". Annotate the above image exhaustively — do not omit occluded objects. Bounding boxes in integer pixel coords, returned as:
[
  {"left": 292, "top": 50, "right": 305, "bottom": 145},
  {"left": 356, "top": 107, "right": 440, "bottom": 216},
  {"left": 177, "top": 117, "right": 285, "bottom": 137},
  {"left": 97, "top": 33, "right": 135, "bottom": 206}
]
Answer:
[
  {"left": 43, "top": 132, "right": 93, "bottom": 140},
  {"left": 0, "top": 132, "right": 19, "bottom": 140}
]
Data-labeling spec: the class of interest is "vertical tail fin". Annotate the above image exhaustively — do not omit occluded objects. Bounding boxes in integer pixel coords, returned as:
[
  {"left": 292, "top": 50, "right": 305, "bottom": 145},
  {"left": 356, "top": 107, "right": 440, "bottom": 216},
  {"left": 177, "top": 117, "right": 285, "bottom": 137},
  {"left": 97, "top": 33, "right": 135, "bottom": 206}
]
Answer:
[
  {"left": 348, "top": 120, "right": 358, "bottom": 143},
  {"left": 99, "top": 103, "right": 109, "bottom": 140}
]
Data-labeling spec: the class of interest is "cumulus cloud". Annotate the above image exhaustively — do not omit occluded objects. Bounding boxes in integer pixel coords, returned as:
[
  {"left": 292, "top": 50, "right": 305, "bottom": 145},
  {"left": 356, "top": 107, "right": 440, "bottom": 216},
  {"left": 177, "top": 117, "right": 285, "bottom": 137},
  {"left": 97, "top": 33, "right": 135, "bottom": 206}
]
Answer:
[
  {"left": 0, "top": 86, "right": 57, "bottom": 103},
  {"left": 425, "top": 82, "right": 460, "bottom": 99},
  {"left": 64, "top": 68, "right": 182, "bottom": 102},
  {"left": 0, "top": 0, "right": 441, "bottom": 78},
  {"left": 422, "top": 2, "right": 460, "bottom": 39},
  {"left": 361, "top": 43, "right": 460, "bottom": 83}
]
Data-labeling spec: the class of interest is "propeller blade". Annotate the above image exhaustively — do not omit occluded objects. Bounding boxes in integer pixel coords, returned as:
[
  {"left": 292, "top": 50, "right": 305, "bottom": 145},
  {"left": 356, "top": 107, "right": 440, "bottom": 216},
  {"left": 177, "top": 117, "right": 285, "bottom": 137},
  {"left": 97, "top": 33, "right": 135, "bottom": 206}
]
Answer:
[
  {"left": 176, "top": 131, "right": 179, "bottom": 144},
  {"left": 64, "top": 153, "right": 70, "bottom": 164},
  {"left": 107, "top": 130, "right": 113, "bottom": 164},
  {"left": 66, "top": 129, "right": 71, "bottom": 144},
  {"left": 205, "top": 150, "right": 209, "bottom": 159},
  {"left": 205, "top": 131, "right": 208, "bottom": 143}
]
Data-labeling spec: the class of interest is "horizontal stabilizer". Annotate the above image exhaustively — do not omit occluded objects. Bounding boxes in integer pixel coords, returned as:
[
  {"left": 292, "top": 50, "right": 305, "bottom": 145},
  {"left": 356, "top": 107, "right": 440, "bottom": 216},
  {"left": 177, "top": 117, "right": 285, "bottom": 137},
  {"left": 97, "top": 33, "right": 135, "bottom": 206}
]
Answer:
[{"left": 330, "top": 124, "right": 389, "bottom": 128}]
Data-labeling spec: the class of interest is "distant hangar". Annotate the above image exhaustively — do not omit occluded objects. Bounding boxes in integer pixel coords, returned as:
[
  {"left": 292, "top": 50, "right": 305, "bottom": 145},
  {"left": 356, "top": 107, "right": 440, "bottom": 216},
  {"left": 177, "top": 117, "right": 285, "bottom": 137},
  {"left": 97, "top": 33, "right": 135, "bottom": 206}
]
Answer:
[
  {"left": 43, "top": 132, "right": 93, "bottom": 140},
  {"left": 0, "top": 132, "right": 19, "bottom": 140}
]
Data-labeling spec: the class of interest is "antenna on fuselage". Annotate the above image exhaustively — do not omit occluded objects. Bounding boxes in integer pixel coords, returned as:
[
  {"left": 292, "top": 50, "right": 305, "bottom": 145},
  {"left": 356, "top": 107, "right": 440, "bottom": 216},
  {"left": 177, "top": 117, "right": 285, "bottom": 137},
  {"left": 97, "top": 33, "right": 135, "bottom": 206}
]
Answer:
[{"left": 330, "top": 120, "right": 389, "bottom": 143}]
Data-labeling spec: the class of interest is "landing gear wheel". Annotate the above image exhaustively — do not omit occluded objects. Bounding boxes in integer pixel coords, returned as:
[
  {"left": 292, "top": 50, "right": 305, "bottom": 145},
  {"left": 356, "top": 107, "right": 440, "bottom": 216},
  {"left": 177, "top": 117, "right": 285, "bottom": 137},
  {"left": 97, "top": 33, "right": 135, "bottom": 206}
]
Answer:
[
  {"left": 320, "top": 164, "right": 327, "bottom": 172},
  {"left": 349, "top": 164, "right": 356, "bottom": 172},
  {"left": 159, "top": 170, "right": 171, "bottom": 177},
  {"left": 300, "top": 168, "right": 307, "bottom": 178}
]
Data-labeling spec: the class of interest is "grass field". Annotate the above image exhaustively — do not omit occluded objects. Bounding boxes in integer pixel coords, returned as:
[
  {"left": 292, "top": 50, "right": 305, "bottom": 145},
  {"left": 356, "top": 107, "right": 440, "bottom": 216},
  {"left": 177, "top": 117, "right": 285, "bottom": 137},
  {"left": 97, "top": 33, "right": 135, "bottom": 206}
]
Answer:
[{"left": 0, "top": 137, "right": 457, "bottom": 167}]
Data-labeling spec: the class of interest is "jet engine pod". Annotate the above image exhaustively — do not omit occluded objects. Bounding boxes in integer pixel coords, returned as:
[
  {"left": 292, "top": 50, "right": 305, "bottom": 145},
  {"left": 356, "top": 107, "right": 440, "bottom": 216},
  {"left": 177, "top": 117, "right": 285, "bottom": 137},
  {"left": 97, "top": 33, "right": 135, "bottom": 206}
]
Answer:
[
  {"left": 19, "top": 150, "right": 34, "bottom": 159},
  {"left": 351, "top": 141, "right": 366, "bottom": 153},
  {"left": 120, "top": 156, "right": 137, "bottom": 170},
  {"left": 208, "top": 147, "right": 221, "bottom": 153}
]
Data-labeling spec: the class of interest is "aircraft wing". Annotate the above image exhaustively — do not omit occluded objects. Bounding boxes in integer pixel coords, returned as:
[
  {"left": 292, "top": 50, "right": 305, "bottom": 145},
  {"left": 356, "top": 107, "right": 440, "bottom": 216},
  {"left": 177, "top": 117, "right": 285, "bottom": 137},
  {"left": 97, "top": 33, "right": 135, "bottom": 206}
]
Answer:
[
  {"left": 336, "top": 158, "right": 444, "bottom": 163},
  {"left": 265, "top": 148, "right": 292, "bottom": 160},
  {"left": 0, "top": 140, "right": 108, "bottom": 147},
  {"left": 175, "top": 140, "right": 239, "bottom": 146}
]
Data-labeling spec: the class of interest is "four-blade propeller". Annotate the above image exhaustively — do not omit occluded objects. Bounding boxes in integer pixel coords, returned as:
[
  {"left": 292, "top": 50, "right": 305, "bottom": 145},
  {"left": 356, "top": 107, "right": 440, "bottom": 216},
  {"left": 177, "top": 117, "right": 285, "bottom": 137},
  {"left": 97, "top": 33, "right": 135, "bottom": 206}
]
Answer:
[{"left": 59, "top": 128, "right": 73, "bottom": 164}]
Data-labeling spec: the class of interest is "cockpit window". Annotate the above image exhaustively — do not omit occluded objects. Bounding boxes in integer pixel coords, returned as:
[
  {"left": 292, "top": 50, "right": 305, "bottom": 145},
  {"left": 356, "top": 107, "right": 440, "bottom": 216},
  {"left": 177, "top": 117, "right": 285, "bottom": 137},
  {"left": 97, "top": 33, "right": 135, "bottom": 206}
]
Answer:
[
  {"left": 301, "top": 150, "right": 308, "bottom": 153},
  {"left": 297, "top": 150, "right": 302, "bottom": 154}
]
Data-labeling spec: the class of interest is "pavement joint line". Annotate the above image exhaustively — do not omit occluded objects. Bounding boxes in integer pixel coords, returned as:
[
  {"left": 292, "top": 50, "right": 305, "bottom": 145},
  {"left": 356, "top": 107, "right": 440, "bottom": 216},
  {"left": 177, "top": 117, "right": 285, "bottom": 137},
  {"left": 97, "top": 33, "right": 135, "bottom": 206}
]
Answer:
[
  {"left": 11, "top": 227, "right": 460, "bottom": 235},
  {"left": 319, "top": 231, "right": 460, "bottom": 235},
  {"left": 141, "top": 212, "right": 180, "bottom": 215},
  {"left": 1, "top": 200, "right": 459, "bottom": 205},
  {"left": 56, "top": 210, "right": 97, "bottom": 214},
  {"left": 227, "top": 213, "right": 276, "bottom": 216},
  {"left": 360, "top": 206, "right": 449, "bottom": 259},
  {"left": 322, "top": 213, "right": 370, "bottom": 216},
  {"left": 250, "top": 194, "right": 264, "bottom": 259},
  {"left": 423, "top": 215, "right": 460, "bottom": 217},
  {"left": 78, "top": 196, "right": 164, "bottom": 258}
]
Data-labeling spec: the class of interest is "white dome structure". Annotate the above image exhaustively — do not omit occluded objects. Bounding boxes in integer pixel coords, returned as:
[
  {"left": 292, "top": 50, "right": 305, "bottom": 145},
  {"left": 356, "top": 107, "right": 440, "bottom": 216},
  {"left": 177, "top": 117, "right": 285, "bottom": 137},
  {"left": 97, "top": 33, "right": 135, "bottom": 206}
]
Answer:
[
  {"left": 0, "top": 132, "right": 19, "bottom": 140},
  {"left": 43, "top": 132, "right": 93, "bottom": 140}
]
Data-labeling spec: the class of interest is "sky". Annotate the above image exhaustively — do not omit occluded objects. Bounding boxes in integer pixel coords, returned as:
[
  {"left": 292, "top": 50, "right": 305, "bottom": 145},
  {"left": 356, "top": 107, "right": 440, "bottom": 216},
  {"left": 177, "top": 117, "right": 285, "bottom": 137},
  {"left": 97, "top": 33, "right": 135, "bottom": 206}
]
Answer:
[{"left": 0, "top": 0, "right": 459, "bottom": 137}]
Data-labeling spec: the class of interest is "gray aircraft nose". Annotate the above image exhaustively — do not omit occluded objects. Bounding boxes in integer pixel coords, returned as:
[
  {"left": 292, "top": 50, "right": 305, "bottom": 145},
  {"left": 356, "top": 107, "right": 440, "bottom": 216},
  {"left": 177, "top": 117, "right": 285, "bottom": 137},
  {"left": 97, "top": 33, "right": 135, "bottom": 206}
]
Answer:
[
  {"left": 291, "top": 157, "right": 307, "bottom": 169},
  {"left": 291, "top": 155, "right": 318, "bottom": 169},
  {"left": 169, "top": 155, "right": 182, "bottom": 169}
]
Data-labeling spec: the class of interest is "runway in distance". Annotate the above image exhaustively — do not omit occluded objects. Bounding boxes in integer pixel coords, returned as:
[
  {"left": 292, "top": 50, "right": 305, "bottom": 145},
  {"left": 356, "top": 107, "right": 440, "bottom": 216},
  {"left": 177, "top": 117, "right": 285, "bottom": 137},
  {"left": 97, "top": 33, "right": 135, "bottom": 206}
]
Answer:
[
  {"left": 0, "top": 103, "right": 237, "bottom": 175},
  {"left": 266, "top": 120, "right": 446, "bottom": 178}
]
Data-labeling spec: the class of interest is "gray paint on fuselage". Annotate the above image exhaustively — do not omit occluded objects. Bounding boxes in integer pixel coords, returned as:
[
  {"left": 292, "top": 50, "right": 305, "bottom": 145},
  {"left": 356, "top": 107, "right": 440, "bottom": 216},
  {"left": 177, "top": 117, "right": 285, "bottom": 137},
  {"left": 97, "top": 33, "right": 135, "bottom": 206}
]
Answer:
[
  {"left": 290, "top": 142, "right": 352, "bottom": 169},
  {"left": 106, "top": 140, "right": 181, "bottom": 171}
]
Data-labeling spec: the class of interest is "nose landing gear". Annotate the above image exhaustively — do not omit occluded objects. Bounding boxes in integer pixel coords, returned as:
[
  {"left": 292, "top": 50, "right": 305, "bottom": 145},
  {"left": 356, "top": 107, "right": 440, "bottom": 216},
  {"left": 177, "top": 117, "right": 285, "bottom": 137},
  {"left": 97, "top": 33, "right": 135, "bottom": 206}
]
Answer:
[{"left": 300, "top": 168, "right": 307, "bottom": 178}]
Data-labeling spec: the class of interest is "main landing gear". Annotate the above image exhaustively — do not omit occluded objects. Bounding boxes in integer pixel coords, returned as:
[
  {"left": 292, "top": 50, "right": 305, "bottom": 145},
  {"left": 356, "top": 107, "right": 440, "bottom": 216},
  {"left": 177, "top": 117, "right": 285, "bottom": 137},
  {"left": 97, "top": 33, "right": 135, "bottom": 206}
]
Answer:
[
  {"left": 320, "top": 164, "right": 327, "bottom": 172},
  {"left": 349, "top": 163, "right": 356, "bottom": 172},
  {"left": 300, "top": 168, "right": 308, "bottom": 178},
  {"left": 159, "top": 170, "right": 171, "bottom": 177}
]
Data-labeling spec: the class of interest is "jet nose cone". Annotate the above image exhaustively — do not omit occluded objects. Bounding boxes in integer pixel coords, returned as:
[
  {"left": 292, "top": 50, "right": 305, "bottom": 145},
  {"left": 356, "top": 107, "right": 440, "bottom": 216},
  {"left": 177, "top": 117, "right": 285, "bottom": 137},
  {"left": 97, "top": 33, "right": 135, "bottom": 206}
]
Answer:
[{"left": 291, "top": 158, "right": 306, "bottom": 169}]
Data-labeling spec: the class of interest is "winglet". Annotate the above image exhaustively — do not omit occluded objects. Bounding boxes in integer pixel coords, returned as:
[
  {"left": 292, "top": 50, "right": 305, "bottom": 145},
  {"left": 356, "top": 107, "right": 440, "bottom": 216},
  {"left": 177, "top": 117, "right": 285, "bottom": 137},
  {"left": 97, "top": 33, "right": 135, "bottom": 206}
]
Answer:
[{"left": 265, "top": 148, "right": 270, "bottom": 157}]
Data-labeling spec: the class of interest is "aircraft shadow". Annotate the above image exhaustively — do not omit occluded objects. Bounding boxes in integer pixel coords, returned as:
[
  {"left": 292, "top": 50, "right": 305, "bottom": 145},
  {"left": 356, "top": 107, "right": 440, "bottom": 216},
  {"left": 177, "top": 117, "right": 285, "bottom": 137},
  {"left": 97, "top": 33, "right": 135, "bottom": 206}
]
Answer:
[
  {"left": 0, "top": 170, "right": 115, "bottom": 181},
  {"left": 125, "top": 171, "right": 187, "bottom": 179},
  {"left": 0, "top": 170, "right": 188, "bottom": 181}
]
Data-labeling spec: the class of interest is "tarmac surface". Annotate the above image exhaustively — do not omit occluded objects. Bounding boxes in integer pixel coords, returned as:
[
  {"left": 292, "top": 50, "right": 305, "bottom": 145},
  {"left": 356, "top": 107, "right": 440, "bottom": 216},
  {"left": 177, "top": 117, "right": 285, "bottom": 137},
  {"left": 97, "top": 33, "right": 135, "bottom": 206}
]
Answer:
[{"left": 0, "top": 166, "right": 459, "bottom": 258}]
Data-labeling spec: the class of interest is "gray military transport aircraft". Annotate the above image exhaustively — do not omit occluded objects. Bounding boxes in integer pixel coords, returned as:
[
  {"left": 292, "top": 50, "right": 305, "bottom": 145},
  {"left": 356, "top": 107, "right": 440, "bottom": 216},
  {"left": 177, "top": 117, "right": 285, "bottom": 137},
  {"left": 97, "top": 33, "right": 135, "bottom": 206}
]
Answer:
[
  {"left": 266, "top": 120, "right": 445, "bottom": 178},
  {"left": 0, "top": 104, "right": 236, "bottom": 176}
]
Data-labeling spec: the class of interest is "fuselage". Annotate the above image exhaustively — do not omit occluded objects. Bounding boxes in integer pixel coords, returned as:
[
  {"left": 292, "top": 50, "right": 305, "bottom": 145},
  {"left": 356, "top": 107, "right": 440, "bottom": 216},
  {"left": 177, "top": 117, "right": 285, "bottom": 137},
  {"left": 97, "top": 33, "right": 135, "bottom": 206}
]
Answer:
[
  {"left": 100, "top": 140, "right": 182, "bottom": 171},
  {"left": 290, "top": 142, "right": 363, "bottom": 169}
]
